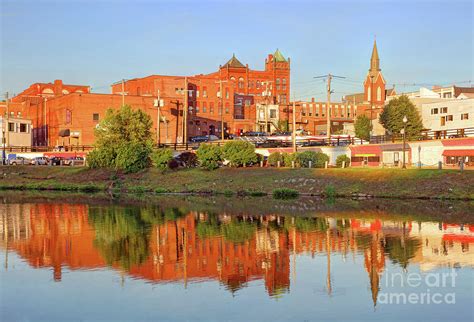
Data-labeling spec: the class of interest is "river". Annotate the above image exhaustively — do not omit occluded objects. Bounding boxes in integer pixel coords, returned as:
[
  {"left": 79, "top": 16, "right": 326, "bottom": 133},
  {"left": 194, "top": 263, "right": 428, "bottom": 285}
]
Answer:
[{"left": 1, "top": 193, "right": 473, "bottom": 321}]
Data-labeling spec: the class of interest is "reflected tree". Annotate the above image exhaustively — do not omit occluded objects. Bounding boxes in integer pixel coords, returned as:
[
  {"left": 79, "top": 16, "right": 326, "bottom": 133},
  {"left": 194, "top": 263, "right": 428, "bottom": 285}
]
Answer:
[{"left": 385, "top": 236, "right": 421, "bottom": 269}]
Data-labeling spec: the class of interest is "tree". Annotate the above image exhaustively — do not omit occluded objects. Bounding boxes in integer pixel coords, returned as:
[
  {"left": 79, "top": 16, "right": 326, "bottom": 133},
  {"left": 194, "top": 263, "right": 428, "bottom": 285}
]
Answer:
[
  {"left": 354, "top": 115, "right": 373, "bottom": 141},
  {"left": 88, "top": 105, "right": 154, "bottom": 172},
  {"left": 221, "top": 141, "right": 257, "bottom": 167},
  {"left": 196, "top": 144, "right": 222, "bottom": 170},
  {"left": 379, "top": 95, "right": 423, "bottom": 140}
]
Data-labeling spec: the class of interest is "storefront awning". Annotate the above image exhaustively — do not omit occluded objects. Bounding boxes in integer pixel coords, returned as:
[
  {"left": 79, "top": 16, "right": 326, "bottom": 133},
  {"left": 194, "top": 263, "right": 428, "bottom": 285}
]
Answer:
[
  {"left": 59, "top": 129, "right": 70, "bottom": 137},
  {"left": 355, "top": 154, "right": 376, "bottom": 157},
  {"left": 442, "top": 149, "right": 474, "bottom": 157}
]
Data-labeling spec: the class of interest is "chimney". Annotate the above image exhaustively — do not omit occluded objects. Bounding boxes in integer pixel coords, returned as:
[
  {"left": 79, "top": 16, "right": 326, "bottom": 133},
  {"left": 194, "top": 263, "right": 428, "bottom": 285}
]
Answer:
[
  {"left": 311, "top": 97, "right": 315, "bottom": 102},
  {"left": 54, "top": 80, "right": 63, "bottom": 96}
]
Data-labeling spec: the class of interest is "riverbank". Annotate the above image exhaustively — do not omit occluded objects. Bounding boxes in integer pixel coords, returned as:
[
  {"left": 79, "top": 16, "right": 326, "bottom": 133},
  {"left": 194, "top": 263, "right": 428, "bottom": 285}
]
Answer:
[{"left": 1, "top": 166, "right": 473, "bottom": 200}]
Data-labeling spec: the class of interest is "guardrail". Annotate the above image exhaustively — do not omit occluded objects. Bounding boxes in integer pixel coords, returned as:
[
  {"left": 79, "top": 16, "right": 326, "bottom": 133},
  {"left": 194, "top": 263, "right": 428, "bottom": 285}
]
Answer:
[
  {"left": 370, "top": 127, "right": 474, "bottom": 144},
  {"left": 0, "top": 145, "right": 94, "bottom": 153}
]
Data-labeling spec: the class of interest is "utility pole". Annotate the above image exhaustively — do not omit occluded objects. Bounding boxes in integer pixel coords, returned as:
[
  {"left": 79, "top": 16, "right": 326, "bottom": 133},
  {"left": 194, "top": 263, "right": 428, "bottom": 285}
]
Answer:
[
  {"left": 314, "top": 74, "right": 345, "bottom": 142},
  {"left": 5, "top": 92, "right": 9, "bottom": 147},
  {"left": 156, "top": 89, "right": 162, "bottom": 146},
  {"left": 215, "top": 79, "right": 228, "bottom": 140},
  {"left": 292, "top": 100, "right": 297, "bottom": 153},
  {"left": 183, "top": 77, "right": 188, "bottom": 145}
]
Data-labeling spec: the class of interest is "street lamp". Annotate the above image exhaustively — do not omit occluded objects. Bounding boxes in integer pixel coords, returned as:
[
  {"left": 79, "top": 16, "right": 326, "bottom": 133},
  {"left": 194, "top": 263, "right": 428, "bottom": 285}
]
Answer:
[
  {"left": 2, "top": 129, "right": 5, "bottom": 165},
  {"left": 402, "top": 115, "right": 408, "bottom": 169}
]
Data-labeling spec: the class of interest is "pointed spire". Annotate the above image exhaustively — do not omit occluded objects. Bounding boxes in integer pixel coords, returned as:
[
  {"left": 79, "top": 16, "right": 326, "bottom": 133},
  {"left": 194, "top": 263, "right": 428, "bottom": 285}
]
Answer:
[
  {"left": 370, "top": 39, "right": 380, "bottom": 75},
  {"left": 223, "top": 54, "right": 245, "bottom": 68},
  {"left": 274, "top": 49, "right": 287, "bottom": 62}
]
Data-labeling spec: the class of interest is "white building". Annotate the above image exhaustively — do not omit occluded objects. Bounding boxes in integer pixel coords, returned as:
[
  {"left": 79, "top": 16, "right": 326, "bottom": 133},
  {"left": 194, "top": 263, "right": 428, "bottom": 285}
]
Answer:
[
  {"left": 421, "top": 98, "right": 473, "bottom": 138},
  {"left": 0, "top": 116, "right": 33, "bottom": 147}
]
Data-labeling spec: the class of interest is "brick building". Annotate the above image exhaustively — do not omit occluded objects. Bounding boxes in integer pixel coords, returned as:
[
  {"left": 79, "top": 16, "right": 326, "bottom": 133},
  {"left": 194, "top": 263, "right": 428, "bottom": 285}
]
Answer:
[{"left": 9, "top": 51, "right": 290, "bottom": 146}]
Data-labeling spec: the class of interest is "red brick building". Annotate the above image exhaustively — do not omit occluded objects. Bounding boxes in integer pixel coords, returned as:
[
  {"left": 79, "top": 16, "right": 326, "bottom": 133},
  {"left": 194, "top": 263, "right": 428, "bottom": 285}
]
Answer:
[{"left": 9, "top": 50, "right": 290, "bottom": 146}]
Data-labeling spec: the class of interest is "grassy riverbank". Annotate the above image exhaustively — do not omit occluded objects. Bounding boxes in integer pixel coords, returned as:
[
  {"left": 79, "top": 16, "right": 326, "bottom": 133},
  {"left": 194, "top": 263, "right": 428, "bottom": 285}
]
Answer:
[{"left": 1, "top": 166, "right": 473, "bottom": 200}]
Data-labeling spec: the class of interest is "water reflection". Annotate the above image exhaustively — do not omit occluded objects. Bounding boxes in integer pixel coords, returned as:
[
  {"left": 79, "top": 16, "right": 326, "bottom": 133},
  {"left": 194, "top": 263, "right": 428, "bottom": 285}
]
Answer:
[{"left": 1, "top": 202, "right": 473, "bottom": 305}]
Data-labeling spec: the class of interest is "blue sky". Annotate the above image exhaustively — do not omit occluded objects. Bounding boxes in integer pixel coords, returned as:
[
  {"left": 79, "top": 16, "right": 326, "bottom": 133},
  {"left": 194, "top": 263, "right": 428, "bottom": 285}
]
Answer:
[{"left": 1, "top": 0, "right": 473, "bottom": 101}]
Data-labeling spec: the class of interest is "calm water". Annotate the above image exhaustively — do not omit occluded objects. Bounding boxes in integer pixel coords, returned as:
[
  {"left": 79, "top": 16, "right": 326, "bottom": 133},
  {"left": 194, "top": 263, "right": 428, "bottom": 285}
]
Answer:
[{"left": 0, "top": 196, "right": 473, "bottom": 322}]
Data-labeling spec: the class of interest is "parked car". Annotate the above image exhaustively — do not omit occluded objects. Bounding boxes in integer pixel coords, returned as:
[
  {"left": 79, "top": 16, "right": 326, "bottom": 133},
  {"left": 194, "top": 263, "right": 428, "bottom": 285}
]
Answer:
[
  {"left": 30, "top": 157, "right": 49, "bottom": 165},
  {"left": 190, "top": 135, "right": 220, "bottom": 143},
  {"left": 63, "top": 156, "right": 85, "bottom": 166},
  {"left": 241, "top": 131, "right": 267, "bottom": 137},
  {"left": 50, "top": 157, "right": 65, "bottom": 166},
  {"left": 8, "top": 156, "right": 30, "bottom": 165}
]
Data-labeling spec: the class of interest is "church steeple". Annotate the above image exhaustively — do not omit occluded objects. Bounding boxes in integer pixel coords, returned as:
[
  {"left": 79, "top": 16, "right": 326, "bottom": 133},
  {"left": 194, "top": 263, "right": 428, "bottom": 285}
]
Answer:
[{"left": 369, "top": 39, "right": 380, "bottom": 75}]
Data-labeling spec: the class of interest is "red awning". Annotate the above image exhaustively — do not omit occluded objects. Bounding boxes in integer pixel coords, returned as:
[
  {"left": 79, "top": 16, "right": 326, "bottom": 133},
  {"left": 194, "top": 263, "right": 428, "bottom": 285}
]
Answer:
[{"left": 442, "top": 149, "right": 474, "bottom": 157}]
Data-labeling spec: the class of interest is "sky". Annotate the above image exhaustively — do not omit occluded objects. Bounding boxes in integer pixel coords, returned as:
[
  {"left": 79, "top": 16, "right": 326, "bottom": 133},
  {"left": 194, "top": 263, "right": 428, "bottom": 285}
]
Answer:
[{"left": 1, "top": 0, "right": 473, "bottom": 101}]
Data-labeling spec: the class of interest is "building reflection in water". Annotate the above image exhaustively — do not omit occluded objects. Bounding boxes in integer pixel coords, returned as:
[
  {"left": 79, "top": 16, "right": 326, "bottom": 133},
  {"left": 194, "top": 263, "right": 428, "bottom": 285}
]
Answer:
[{"left": 1, "top": 203, "right": 473, "bottom": 305}]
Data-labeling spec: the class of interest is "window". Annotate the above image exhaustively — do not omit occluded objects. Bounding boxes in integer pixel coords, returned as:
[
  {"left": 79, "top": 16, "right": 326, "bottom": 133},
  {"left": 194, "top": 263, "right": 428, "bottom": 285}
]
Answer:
[
  {"left": 195, "top": 102, "right": 199, "bottom": 113},
  {"left": 203, "top": 102, "right": 207, "bottom": 113},
  {"left": 377, "top": 87, "right": 382, "bottom": 101},
  {"left": 461, "top": 113, "right": 469, "bottom": 120},
  {"left": 367, "top": 87, "right": 371, "bottom": 101},
  {"left": 245, "top": 99, "right": 251, "bottom": 106},
  {"left": 309, "top": 104, "right": 313, "bottom": 116},
  {"left": 66, "top": 109, "right": 72, "bottom": 124},
  {"left": 441, "top": 107, "right": 448, "bottom": 113},
  {"left": 93, "top": 113, "right": 99, "bottom": 121},
  {"left": 443, "top": 93, "right": 452, "bottom": 98},
  {"left": 276, "top": 78, "right": 280, "bottom": 90},
  {"left": 431, "top": 108, "right": 439, "bottom": 115},
  {"left": 8, "top": 122, "right": 14, "bottom": 132},
  {"left": 270, "top": 109, "right": 277, "bottom": 119},
  {"left": 225, "top": 102, "right": 230, "bottom": 113},
  {"left": 238, "top": 78, "right": 244, "bottom": 89},
  {"left": 282, "top": 78, "right": 287, "bottom": 90},
  {"left": 281, "top": 94, "right": 287, "bottom": 105},
  {"left": 446, "top": 115, "right": 453, "bottom": 122},
  {"left": 203, "top": 87, "right": 207, "bottom": 97},
  {"left": 225, "top": 88, "right": 229, "bottom": 99},
  {"left": 19, "top": 123, "right": 27, "bottom": 133},
  {"left": 256, "top": 81, "right": 261, "bottom": 89},
  {"left": 210, "top": 102, "right": 214, "bottom": 113}
]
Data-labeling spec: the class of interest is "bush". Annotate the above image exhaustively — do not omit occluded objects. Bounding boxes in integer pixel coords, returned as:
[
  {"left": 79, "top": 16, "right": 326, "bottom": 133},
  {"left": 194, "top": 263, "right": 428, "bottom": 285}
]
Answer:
[
  {"left": 176, "top": 151, "right": 198, "bottom": 168},
  {"left": 196, "top": 144, "right": 222, "bottom": 170},
  {"left": 115, "top": 142, "right": 152, "bottom": 173},
  {"left": 299, "top": 151, "right": 330, "bottom": 168},
  {"left": 221, "top": 141, "right": 258, "bottom": 167},
  {"left": 282, "top": 152, "right": 297, "bottom": 167},
  {"left": 296, "top": 151, "right": 319, "bottom": 168},
  {"left": 167, "top": 159, "right": 179, "bottom": 170},
  {"left": 268, "top": 152, "right": 284, "bottom": 167},
  {"left": 87, "top": 146, "right": 116, "bottom": 169},
  {"left": 151, "top": 148, "right": 173, "bottom": 170},
  {"left": 273, "top": 188, "right": 299, "bottom": 199},
  {"left": 324, "top": 185, "right": 336, "bottom": 198},
  {"left": 336, "top": 155, "right": 351, "bottom": 168}
]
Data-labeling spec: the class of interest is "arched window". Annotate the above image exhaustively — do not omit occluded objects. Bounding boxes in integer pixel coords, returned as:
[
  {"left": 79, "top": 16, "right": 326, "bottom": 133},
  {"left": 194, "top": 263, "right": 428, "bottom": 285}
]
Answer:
[
  {"left": 276, "top": 78, "right": 280, "bottom": 90},
  {"left": 282, "top": 78, "right": 287, "bottom": 90},
  {"left": 367, "top": 86, "right": 371, "bottom": 101},
  {"left": 238, "top": 77, "right": 244, "bottom": 89},
  {"left": 377, "top": 86, "right": 382, "bottom": 101},
  {"left": 225, "top": 102, "right": 230, "bottom": 114}
]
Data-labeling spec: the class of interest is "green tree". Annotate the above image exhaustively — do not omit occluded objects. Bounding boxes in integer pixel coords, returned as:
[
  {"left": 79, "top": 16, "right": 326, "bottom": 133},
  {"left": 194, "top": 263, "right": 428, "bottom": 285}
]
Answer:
[
  {"left": 196, "top": 144, "right": 222, "bottom": 170},
  {"left": 88, "top": 105, "right": 154, "bottom": 173},
  {"left": 221, "top": 141, "right": 257, "bottom": 167},
  {"left": 277, "top": 119, "right": 289, "bottom": 132},
  {"left": 151, "top": 148, "right": 174, "bottom": 170},
  {"left": 354, "top": 115, "right": 373, "bottom": 141},
  {"left": 379, "top": 95, "right": 423, "bottom": 139}
]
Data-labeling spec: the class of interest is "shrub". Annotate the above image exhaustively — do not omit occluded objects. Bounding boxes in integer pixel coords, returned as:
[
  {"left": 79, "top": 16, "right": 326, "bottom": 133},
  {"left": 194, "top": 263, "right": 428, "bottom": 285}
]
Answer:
[
  {"left": 282, "top": 152, "right": 297, "bottom": 167},
  {"left": 87, "top": 146, "right": 116, "bottom": 169},
  {"left": 268, "top": 152, "right": 284, "bottom": 167},
  {"left": 167, "top": 159, "right": 179, "bottom": 170},
  {"left": 324, "top": 184, "right": 336, "bottom": 198},
  {"left": 176, "top": 151, "right": 198, "bottom": 168},
  {"left": 296, "top": 151, "right": 319, "bottom": 168},
  {"left": 196, "top": 144, "right": 222, "bottom": 170},
  {"left": 115, "top": 142, "right": 152, "bottom": 173},
  {"left": 336, "top": 154, "right": 351, "bottom": 168},
  {"left": 273, "top": 188, "right": 299, "bottom": 199},
  {"left": 298, "top": 151, "right": 331, "bottom": 168},
  {"left": 221, "top": 141, "right": 258, "bottom": 167},
  {"left": 151, "top": 148, "right": 174, "bottom": 170},
  {"left": 154, "top": 187, "right": 168, "bottom": 193}
]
